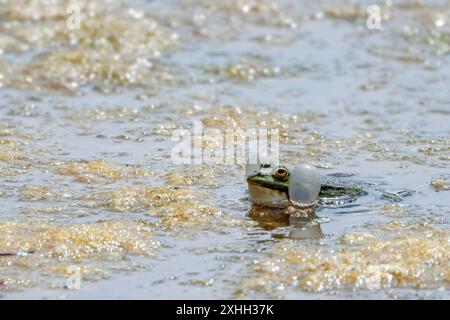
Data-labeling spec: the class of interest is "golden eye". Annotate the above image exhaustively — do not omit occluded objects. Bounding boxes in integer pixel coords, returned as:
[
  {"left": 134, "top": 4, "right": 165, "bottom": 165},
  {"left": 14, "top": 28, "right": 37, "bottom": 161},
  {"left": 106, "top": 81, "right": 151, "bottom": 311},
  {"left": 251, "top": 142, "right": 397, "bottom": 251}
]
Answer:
[{"left": 273, "top": 166, "right": 289, "bottom": 180}]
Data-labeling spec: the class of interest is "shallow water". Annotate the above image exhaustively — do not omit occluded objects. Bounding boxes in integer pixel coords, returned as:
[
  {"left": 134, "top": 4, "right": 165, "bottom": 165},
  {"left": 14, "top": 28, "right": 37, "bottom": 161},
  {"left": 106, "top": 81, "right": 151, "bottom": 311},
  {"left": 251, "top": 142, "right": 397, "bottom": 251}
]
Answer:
[{"left": 0, "top": 0, "right": 449, "bottom": 299}]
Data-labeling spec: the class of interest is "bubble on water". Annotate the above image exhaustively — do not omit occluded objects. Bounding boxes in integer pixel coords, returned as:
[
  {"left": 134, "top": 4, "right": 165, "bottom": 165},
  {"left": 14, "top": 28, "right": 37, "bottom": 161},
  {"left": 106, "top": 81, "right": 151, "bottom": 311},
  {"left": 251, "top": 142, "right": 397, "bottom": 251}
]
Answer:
[
  {"left": 55, "top": 159, "right": 149, "bottom": 183},
  {"left": 0, "top": 220, "right": 159, "bottom": 291},
  {"left": 165, "top": 165, "right": 229, "bottom": 189},
  {"left": 0, "top": 0, "right": 179, "bottom": 94},
  {"left": 237, "top": 221, "right": 450, "bottom": 296},
  {"left": 68, "top": 107, "right": 140, "bottom": 122},
  {"left": 431, "top": 177, "right": 450, "bottom": 192}
]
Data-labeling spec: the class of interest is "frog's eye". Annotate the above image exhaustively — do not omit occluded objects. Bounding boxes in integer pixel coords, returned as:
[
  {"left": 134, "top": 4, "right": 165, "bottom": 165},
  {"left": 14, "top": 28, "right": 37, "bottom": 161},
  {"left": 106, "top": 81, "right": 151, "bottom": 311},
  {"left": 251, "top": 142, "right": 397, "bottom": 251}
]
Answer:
[{"left": 273, "top": 166, "right": 289, "bottom": 180}]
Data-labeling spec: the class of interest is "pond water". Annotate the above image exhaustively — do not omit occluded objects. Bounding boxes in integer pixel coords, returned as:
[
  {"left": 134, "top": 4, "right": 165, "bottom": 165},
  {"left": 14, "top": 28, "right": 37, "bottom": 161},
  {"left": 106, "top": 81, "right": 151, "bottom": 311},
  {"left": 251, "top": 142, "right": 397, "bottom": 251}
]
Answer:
[{"left": 0, "top": 0, "right": 449, "bottom": 299}]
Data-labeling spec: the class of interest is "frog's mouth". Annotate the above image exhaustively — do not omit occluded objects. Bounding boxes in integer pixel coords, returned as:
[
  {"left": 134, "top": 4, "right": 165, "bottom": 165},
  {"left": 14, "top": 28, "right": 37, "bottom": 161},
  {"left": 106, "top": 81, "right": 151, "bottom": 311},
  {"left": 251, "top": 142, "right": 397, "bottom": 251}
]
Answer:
[
  {"left": 247, "top": 175, "right": 290, "bottom": 208},
  {"left": 247, "top": 175, "right": 288, "bottom": 192}
]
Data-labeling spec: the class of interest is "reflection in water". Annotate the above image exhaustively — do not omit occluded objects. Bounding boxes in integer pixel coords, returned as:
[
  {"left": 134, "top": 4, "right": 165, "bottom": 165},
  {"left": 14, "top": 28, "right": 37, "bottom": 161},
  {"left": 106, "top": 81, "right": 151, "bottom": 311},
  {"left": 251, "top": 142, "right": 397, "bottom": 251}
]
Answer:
[
  {"left": 248, "top": 205, "right": 324, "bottom": 240},
  {"left": 288, "top": 216, "right": 323, "bottom": 240}
]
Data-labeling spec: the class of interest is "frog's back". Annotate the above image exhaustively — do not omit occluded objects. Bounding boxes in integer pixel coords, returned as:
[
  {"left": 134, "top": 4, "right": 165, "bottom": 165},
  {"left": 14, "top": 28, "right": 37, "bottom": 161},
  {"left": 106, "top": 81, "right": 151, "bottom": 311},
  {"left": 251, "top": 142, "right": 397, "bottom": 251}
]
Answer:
[{"left": 319, "top": 173, "right": 368, "bottom": 198}]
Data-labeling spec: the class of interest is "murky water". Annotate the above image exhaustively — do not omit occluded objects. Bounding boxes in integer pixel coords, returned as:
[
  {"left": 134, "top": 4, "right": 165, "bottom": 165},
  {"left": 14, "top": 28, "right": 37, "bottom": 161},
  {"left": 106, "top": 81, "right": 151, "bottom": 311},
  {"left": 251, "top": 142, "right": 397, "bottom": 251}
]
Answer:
[{"left": 0, "top": 0, "right": 449, "bottom": 299}]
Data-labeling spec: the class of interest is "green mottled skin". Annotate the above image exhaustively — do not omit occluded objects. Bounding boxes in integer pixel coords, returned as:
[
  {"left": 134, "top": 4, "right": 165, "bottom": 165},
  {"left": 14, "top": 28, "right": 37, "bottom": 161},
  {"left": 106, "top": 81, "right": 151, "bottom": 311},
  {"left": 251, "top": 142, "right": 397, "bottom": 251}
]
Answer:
[{"left": 247, "top": 169, "right": 362, "bottom": 199}]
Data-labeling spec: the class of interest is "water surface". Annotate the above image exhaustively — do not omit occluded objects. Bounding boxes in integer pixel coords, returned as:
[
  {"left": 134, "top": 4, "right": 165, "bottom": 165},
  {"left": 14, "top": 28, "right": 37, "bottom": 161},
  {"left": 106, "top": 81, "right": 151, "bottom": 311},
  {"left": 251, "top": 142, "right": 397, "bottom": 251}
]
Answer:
[{"left": 0, "top": 0, "right": 449, "bottom": 299}]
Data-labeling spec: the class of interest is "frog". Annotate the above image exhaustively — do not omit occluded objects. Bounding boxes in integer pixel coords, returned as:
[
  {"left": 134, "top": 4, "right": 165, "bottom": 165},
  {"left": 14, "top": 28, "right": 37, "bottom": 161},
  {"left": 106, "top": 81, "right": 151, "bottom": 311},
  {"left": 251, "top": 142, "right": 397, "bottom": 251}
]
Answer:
[{"left": 246, "top": 163, "right": 363, "bottom": 208}]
